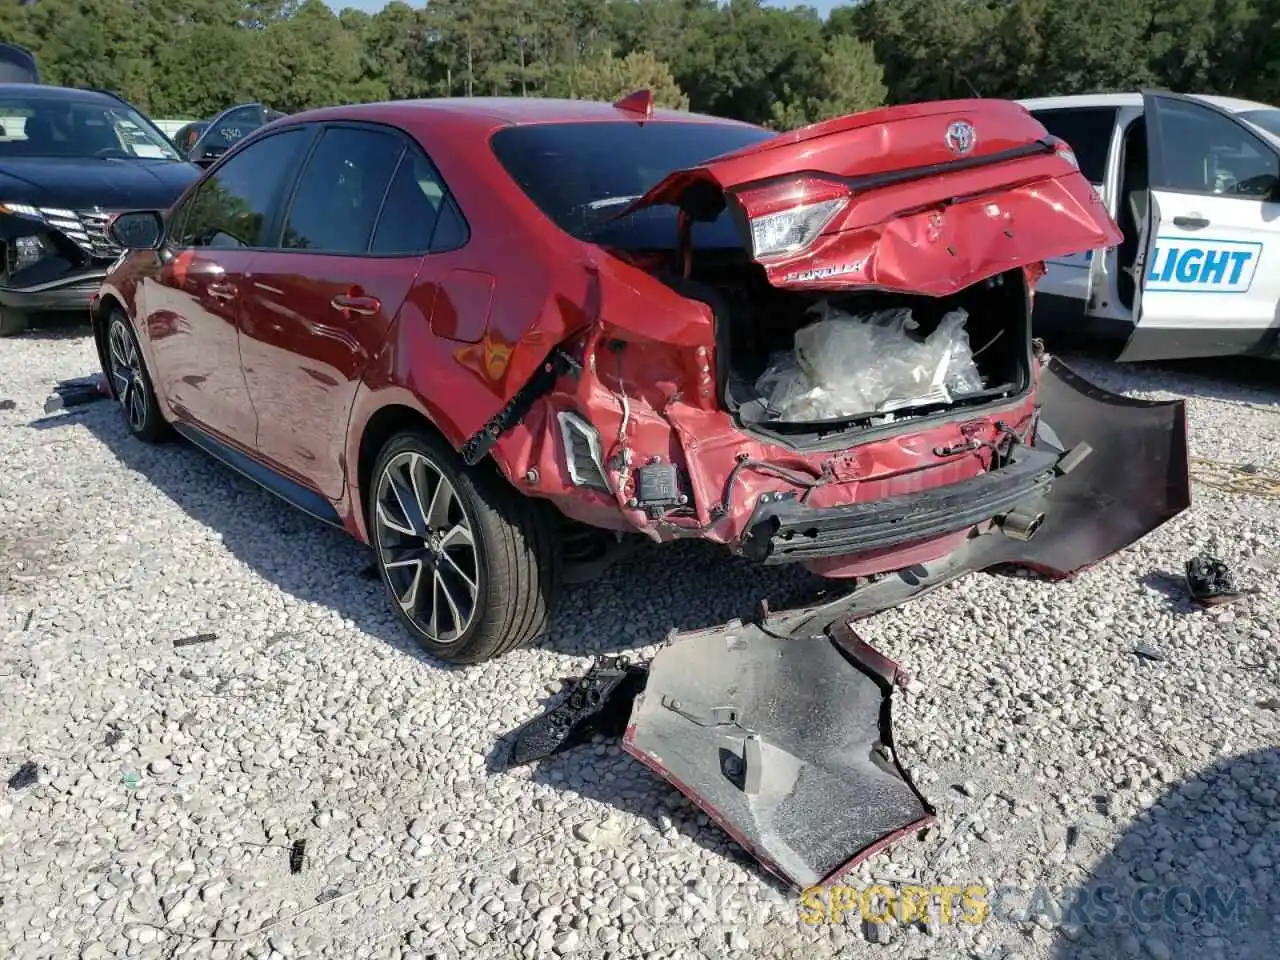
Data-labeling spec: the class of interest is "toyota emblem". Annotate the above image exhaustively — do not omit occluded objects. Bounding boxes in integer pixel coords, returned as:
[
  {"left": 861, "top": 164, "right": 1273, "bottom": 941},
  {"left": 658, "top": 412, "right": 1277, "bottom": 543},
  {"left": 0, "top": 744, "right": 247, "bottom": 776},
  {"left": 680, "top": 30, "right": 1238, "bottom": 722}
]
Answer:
[{"left": 945, "top": 120, "right": 976, "bottom": 155}]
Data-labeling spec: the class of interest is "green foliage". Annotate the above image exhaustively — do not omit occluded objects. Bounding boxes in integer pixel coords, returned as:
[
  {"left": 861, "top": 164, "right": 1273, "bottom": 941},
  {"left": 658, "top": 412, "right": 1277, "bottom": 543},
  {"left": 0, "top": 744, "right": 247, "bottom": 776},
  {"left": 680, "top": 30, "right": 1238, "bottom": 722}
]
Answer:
[{"left": 0, "top": 0, "right": 1276, "bottom": 124}]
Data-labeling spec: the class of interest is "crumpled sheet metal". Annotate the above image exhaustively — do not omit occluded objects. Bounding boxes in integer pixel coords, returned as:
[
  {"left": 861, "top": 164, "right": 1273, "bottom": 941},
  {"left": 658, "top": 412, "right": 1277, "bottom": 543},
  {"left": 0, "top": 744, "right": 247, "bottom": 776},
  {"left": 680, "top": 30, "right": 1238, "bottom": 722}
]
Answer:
[{"left": 622, "top": 622, "right": 934, "bottom": 890}]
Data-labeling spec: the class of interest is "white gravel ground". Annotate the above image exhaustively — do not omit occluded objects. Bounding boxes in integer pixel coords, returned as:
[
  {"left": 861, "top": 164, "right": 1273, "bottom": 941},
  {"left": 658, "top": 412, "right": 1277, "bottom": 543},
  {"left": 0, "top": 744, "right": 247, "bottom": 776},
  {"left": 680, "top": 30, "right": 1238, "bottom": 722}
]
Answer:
[{"left": 2, "top": 327, "right": 1278, "bottom": 960}]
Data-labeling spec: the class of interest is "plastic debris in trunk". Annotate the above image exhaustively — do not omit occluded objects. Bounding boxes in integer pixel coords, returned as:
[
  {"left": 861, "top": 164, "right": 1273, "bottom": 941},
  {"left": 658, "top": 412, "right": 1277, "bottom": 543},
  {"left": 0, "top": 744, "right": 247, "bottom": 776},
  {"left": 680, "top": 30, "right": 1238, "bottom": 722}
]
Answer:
[{"left": 754, "top": 302, "right": 985, "bottom": 422}]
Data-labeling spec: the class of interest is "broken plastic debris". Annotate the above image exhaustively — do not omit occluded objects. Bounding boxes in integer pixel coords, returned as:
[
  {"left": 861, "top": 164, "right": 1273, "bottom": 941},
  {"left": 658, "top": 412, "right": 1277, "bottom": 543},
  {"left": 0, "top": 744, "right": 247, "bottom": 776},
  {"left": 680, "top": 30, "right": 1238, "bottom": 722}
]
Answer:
[
  {"left": 755, "top": 303, "right": 985, "bottom": 422},
  {"left": 289, "top": 839, "right": 307, "bottom": 875},
  {"left": 1185, "top": 554, "right": 1244, "bottom": 607},
  {"left": 43, "top": 373, "right": 109, "bottom": 414},
  {"left": 120, "top": 771, "right": 141, "bottom": 792},
  {"left": 7, "top": 760, "right": 38, "bottom": 791},
  {"left": 0, "top": 399, "right": 14, "bottom": 411},
  {"left": 503, "top": 655, "right": 648, "bottom": 767},
  {"left": 173, "top": 632, "right": 218, "bottom": 648}
]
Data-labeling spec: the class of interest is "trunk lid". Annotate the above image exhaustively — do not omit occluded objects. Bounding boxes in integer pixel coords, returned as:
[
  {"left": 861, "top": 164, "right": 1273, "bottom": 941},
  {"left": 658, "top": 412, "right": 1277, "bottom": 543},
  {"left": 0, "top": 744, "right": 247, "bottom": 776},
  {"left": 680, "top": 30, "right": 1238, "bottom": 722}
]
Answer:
[{"left": 622, "top": 98, "right": 1122, "bottom": 296}]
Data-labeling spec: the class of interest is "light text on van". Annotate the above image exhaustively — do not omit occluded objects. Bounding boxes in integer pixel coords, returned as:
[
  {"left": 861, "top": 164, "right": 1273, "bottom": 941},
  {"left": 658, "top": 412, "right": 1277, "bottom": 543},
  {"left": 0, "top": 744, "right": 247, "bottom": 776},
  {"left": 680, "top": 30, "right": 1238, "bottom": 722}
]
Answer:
[{"left": 1145, "top": 240, "right": 1261, "bottom": 294}]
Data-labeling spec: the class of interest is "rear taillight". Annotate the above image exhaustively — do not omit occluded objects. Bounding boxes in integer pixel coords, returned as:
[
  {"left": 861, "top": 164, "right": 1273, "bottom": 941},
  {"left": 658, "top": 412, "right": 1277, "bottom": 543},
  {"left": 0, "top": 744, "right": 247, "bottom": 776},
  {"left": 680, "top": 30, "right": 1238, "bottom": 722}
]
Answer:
[
  {"left": 1051, "top": 138, "right": 1080, "bottom": 171},
  {"left": 729, "top": 176, "right": 849, "bottom": 260}
]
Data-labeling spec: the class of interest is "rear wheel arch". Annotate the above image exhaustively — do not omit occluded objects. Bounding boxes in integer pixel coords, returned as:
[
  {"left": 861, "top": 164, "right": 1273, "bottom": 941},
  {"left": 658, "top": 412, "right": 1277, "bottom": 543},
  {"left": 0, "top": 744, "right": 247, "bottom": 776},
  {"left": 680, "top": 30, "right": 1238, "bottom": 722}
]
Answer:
[
  {"left": 356, "top": 404, "right": 457, "bottom": 528},
  {"left": 356, "top": 401, "right": 534, "bottom": 528}
]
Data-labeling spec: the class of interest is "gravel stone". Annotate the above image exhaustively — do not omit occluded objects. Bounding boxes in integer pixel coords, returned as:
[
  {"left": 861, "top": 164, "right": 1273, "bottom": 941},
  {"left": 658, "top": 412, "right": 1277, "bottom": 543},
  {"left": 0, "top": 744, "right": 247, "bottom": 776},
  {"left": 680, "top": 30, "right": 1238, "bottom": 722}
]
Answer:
[{"left": 3, "top": 339, "right": 1279, "bottom": 959}]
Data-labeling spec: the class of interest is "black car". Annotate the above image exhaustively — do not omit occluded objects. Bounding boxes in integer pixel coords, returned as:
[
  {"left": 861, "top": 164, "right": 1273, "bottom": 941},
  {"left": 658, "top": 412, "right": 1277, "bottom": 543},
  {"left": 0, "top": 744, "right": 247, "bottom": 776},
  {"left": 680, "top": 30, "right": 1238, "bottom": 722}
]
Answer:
[
  {"left": 179, "top": 102, "right": 288, "bottom": 167},
  {"left": 0, "top": 84, "right": 202, "bottom": 336}
]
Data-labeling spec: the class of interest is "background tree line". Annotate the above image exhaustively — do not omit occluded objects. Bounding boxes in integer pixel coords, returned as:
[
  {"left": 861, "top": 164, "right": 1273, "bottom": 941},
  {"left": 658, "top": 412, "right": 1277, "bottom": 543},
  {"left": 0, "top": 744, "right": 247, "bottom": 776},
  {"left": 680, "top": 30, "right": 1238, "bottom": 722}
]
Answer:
[{"left": 1, "top": 0, "right": 1277, "bottom": 130}]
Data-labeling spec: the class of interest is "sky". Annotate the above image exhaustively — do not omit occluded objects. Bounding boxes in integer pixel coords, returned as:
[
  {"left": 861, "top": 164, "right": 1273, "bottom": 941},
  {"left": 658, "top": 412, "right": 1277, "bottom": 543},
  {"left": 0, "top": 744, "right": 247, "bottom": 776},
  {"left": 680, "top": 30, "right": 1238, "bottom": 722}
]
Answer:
[{"left": 322, "top": 0, "right": 844, "bottom": 17}]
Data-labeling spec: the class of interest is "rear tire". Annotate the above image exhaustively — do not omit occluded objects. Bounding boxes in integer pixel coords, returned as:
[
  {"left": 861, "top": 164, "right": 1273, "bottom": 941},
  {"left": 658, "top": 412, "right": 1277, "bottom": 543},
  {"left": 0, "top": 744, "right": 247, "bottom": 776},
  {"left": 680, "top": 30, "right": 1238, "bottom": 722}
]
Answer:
[
  {"left": 368, "top": 428, "right": 562, "bottom": 665},
  {"left": 104, "top": 310, "right": 170, "bottom": 443},
  {"left": 0, "top": 308, "right": 29, "bottom": 337}
]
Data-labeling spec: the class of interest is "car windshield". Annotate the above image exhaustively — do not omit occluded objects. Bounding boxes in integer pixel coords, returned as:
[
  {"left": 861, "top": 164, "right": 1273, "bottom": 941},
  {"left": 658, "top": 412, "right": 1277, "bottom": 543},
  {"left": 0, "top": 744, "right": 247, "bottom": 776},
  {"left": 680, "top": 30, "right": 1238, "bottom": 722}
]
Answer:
[
  {"left": 490, "top": 120, "right": 777, "bottom": 251},
  {"left": 0, "top": 93, "right": 181, "bottom": 160},
  {"left": 1239, "top": 108, "right": 1280, "bottom": 139}
]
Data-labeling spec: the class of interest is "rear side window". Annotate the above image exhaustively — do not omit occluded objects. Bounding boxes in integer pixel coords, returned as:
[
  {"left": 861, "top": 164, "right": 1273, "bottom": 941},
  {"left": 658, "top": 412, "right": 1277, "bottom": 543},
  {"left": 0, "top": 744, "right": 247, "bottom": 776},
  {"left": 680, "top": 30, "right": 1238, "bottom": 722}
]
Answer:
[
  {"left": 174, "top": 128, "right": 309, "bottom": 248},
  {"left": 369, "top": 149, "right": 459, "bottom": 255},
  {"left": 1030, "top": 108, "right": 1117, "bottom": 184},
  {"left": 282, "top": 126, "right": 406, "bottom": 253},
  {"left": 490, "top": 121, "right": 775, "bottom": 249}
]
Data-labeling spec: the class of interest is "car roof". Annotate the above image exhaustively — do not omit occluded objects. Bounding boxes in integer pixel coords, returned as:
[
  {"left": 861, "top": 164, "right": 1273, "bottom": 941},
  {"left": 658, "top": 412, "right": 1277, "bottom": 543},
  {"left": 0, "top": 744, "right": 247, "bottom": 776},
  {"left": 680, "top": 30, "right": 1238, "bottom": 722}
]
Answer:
[
  {"left": 279, "top": 96, "right": 761, "bottom": 135},
  {"left": 0, "top": 83, "right": 127, "bottom": 105},
  {"left": 1017, "top": 92, "right": 1275, "bottom": 114}
]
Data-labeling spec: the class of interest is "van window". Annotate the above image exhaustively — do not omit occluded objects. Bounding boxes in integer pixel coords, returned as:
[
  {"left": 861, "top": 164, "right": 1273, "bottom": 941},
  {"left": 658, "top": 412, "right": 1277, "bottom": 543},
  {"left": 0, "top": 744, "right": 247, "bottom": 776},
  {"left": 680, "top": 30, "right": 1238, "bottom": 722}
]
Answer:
[{"left": 1030, "top": 108, "right": 1117, "bottom": 184}]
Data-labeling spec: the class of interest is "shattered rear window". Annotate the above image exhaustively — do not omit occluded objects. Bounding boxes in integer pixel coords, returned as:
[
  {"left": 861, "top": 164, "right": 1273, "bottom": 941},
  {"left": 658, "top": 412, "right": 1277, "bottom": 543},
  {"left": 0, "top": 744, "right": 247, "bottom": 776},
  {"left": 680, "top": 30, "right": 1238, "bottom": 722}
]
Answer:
[{"left": 490, "top": 120, "right": 774, "bottom": 250}]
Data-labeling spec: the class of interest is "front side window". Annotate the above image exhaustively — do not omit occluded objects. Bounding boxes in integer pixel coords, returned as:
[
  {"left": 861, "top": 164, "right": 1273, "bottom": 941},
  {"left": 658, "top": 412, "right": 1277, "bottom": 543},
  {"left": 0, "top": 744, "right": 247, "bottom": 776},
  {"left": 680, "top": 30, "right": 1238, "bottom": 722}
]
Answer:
[
  {"left": 490, "top": 120, "right": 776, "bottom": 251},
  {"left": 1029, "top": 108, "right": 1116, "bottom": 184},
  {"left": 1151, "top": 99, "right": 1280, "bottom": 199},
  {"left": 0, "top": 93, "right": 182, "bottom": 161},
  {"left": 173, "top": 128, "right": 309, "bottom": 249},
  {"left": 281, "top": 126, "right": 405, "bottom": 254}
]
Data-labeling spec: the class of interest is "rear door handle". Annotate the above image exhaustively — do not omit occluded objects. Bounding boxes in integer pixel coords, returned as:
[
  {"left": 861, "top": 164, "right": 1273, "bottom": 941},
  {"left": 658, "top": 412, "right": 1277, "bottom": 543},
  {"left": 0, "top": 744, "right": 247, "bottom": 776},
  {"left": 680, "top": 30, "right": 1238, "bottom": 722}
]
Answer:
[
  {"left": 331, "top": 293, "right": 381, "bottom": 317},
  {"left": 1172, "top": 215, "right": 1210, "bottom": 230},
  {"left": 207, "top": 280, "right": 237, "bottom": 302}
]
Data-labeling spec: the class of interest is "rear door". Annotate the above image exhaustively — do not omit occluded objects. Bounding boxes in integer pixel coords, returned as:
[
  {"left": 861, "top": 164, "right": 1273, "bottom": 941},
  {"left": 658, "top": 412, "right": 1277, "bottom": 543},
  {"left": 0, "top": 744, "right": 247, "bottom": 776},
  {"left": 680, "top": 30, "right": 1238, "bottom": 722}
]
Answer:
[
  {"left": 1027, "top": 106, "right": 1121, "bottom": 315},
  {"left": 143, "top": 126, "right": 313, "bottom": 448},
  {"left": 240, "top": 122, "right": 450, "bottom": 500},
  {"left": 1125, "top": 92, "right": 1280, "bottom": 361}
]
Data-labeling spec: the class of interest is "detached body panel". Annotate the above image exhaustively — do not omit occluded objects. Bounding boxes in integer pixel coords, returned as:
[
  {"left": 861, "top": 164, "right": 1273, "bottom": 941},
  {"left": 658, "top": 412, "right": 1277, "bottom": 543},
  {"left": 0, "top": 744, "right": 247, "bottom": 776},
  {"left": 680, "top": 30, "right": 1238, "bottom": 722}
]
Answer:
[{"left": 624, "top": 625, "right": 933, "bottom": 890}]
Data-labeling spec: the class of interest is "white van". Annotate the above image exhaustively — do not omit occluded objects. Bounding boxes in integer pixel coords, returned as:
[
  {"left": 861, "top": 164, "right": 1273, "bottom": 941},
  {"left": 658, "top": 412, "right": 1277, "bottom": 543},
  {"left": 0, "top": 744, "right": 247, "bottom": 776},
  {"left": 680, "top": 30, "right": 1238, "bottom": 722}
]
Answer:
[{"left": 1018, "top": 91, "right": 1280, "bottom": 361}]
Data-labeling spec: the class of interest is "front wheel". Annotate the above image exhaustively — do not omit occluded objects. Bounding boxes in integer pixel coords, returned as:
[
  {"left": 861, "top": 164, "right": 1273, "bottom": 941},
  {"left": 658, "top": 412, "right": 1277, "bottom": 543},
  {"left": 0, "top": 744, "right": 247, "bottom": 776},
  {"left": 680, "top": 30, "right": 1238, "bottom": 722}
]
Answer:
[
  {"left": 368, "top": 429, "right": 562, "bottom": 665},
  {"left": 104, "top": 311, "right": 169, "bottom": 443}
]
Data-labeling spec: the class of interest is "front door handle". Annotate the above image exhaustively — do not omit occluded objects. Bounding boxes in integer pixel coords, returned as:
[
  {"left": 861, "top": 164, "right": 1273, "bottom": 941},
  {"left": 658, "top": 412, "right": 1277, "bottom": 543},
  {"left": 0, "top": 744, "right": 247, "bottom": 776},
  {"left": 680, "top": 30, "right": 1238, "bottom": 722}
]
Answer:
[
  {"left": 331, "top": 293, "right": 381, "bottom": 317},
  {"left": 207, "top": 280, "right": 237, "bottom": 302},
  {"left": 1172, "top": 215, "right": 1210, "bottom": 230}
]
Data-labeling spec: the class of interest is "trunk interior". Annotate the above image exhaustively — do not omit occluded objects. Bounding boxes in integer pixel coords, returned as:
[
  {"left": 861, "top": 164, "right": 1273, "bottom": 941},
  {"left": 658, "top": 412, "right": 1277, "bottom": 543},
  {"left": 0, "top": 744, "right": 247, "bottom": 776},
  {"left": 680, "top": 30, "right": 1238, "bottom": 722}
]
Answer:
[{"left": 666, "top": 254, "right": 1033, "bottom": 449}]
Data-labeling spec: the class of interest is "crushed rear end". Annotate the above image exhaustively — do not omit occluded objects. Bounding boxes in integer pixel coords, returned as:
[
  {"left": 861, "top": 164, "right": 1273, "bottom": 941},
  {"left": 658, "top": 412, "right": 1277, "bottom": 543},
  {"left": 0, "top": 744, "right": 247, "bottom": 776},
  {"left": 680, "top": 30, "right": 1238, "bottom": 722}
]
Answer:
[
  {"left": 497, "top": 98, "right": 1191, "bottom": 888},
  {"left": 478, "top": 98, "right": 1185, "bottom": 582}
]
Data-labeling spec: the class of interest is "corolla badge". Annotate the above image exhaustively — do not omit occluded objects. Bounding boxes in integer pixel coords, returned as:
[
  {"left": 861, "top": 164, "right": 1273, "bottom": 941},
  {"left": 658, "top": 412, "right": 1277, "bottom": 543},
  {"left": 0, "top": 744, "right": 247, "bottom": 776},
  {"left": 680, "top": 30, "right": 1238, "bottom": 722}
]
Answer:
[{"left": 945, "top": 120, "right": 976, "bottom": 155}]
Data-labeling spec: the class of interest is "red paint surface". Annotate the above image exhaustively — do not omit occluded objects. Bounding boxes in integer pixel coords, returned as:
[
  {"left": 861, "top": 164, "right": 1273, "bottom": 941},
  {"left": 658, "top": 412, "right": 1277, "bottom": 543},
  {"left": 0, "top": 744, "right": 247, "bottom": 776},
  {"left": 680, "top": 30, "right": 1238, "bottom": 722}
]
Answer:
[{"left": 95, "top": 95, "right": 1119, "bottom": 576}]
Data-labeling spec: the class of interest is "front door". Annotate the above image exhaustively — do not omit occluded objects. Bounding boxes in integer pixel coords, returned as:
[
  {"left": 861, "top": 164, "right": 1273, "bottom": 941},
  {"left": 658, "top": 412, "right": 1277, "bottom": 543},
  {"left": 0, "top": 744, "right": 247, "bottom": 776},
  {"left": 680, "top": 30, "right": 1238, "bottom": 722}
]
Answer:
[
  {"left": 145, "top": 127, "right": 314, "bottom": 447},
  {"left": 240, "top": 123, "right": 450, "bottom": 501},
  {"left": 1124, "top": 92, "right": 1280, "bottom": 361}
]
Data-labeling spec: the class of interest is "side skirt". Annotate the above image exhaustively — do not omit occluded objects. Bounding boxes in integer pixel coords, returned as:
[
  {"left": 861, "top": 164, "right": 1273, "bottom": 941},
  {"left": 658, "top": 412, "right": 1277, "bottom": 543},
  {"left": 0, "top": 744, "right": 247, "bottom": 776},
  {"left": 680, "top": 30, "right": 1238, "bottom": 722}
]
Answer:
[{"left": 172, "top": 421, "right": 344, "bottom": 529}]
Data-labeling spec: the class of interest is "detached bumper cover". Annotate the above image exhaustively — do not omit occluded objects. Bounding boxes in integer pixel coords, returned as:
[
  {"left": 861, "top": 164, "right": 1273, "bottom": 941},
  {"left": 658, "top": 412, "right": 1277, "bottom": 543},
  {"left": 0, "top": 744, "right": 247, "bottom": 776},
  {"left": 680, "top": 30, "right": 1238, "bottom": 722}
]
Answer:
[{"left": 624, "top": 625, "right": 934, "bottom": 890}]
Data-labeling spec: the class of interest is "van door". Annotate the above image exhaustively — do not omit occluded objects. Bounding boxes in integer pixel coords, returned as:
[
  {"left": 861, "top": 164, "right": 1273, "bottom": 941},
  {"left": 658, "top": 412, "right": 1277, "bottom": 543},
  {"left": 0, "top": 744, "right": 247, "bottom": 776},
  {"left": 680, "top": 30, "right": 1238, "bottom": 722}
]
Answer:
[
  {"left": 1123, "top": 92, "right": 1280, "bottom": 362},
  {"left": 1027, "top": 106, "right": 1121, "bottom": 318}
]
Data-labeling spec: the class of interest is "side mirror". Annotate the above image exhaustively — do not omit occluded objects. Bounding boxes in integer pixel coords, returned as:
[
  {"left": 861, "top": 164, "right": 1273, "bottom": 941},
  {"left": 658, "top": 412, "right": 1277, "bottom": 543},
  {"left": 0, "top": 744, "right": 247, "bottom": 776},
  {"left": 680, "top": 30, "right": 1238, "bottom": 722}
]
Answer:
[{"left": 108, "top": 210, "right": 165, "bottom": 250}]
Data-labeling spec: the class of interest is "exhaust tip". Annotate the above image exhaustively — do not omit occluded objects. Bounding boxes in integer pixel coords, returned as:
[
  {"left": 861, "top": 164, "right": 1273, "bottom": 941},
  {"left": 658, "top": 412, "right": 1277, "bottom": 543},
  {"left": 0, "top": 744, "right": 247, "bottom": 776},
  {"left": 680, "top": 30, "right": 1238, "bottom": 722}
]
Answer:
[{"left": 999, "top": 508, "right": 1046, "bottom": 542}]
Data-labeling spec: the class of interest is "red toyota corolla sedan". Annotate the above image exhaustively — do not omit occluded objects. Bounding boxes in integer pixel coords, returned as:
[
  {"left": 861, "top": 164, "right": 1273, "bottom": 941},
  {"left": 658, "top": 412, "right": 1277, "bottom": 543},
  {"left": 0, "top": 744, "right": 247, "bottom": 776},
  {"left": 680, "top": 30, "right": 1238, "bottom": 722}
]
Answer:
[{"left": 91, "top": 91, "right": 1190, "bottom": 665}]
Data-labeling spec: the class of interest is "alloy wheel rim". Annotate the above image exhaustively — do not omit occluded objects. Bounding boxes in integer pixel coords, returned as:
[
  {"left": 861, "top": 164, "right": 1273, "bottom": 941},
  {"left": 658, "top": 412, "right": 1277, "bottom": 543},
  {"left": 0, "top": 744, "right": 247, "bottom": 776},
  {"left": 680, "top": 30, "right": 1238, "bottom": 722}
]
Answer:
[
  {"left": 107, "top": 320, "right": 147, "bottom": 432},
  {"left": 374, "top": 451, "right": 479, "bottom": 644}
]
